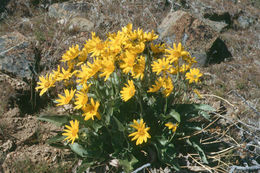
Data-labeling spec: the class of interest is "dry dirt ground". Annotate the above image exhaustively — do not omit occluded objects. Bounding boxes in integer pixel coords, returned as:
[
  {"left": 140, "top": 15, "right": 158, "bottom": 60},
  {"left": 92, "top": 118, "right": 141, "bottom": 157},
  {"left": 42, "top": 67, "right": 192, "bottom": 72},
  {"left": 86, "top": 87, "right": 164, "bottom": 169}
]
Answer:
[{"left": 0, "top": 0, "right": 259, "bottom": 172}]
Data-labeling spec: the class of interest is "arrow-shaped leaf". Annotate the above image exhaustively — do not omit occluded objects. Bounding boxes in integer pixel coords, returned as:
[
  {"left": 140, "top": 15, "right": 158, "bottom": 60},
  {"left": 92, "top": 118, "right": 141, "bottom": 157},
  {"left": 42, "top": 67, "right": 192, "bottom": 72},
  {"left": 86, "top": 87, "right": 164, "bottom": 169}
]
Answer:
[
  {"left": 38, "top": 115, "right": 68, "bottom": 126},
  {"left": 168, "top": 109, "right": 181, "bottom": 122}
]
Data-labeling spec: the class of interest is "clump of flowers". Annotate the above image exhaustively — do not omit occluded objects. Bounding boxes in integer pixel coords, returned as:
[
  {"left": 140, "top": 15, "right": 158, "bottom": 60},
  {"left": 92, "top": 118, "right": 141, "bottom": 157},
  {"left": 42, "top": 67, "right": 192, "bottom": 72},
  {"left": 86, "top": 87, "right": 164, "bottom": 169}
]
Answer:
[{"left": 37, "top": 24, "right": 214, "bottom": 172}]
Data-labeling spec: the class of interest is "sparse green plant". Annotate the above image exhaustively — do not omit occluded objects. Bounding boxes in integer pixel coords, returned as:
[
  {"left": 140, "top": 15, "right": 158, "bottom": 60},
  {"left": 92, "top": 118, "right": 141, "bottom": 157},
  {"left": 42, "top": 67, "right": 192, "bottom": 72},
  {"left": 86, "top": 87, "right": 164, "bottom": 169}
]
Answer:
[{"left": 36, "top": 24, "right": 214, "bottom": 172}]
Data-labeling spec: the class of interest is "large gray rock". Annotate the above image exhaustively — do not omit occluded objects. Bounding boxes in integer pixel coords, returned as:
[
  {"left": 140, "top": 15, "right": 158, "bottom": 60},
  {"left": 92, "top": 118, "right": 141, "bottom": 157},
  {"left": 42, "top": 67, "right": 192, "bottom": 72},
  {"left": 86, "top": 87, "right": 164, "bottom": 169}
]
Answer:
[
  {"left": 48, "top": 2, "right": 90, "bottom": 19},
  {"left": 0, "top": 32, "right": 33, "bottom": 80},
  {"left": 157, "top": 10, "right": 232, "bottom": 66},
  {"left": 48, "top": 2, "right": 94, "bottom": 32}
]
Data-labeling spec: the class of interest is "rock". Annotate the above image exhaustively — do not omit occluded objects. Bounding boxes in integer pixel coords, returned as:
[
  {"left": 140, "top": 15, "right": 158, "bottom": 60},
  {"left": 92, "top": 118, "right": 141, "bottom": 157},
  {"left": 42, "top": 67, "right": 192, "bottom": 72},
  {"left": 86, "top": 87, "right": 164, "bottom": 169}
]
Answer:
[
  {"left": 157, "top": 10, "right": 232, "bottom": 66},
  {"left": 5, "top": 0, "right": 33, "bottom": 17},
  {"left": 202, "top": 19, "right": 228, "bottom": 33},
  {"left": 236, "top": 15, "right": 255, "bottom": 29},
  {"left": 2, "top": 144, "right": 71, "bottom": 173},
  {"left": 0, "top": 73, "right": 29, "bottom": 91},
  {"left": 69, "top": 17, "right": 94, "bottom": 32},
  {"left": 48, "top": 2, "right": 90, "bottom": 19},
  {"left": 204, "top": 11, "right": 232, "bottom": 26},
  {"left": 0, "top": 32, "right": 34, "bottom": 80},
  {"left": 3, "top": 107, "right": 20, "bottom": 118},
  {"left": 1, "top": 116, "right": 38, "bottom": 145},
  {"left": 1, "top": 140, "right": 16, "bottom": 153},
  {"left": 17, "top": 17, "right": 33, "bottom": 31}
]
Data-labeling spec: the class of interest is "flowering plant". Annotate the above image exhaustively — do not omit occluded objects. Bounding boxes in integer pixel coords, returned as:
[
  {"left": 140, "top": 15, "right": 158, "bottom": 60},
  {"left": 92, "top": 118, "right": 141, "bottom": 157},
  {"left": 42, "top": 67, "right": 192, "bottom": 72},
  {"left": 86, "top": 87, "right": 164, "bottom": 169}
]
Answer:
[{"left": 37, "top": 24, "right": 214, "bottom": 172}]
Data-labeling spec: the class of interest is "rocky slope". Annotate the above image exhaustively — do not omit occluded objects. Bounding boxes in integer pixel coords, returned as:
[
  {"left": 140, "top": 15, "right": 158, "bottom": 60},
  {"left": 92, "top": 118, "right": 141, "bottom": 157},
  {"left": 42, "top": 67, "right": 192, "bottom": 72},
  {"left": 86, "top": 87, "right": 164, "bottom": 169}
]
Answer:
[{"left": 0, "top": 0, "right": 259, "bottom": 172}]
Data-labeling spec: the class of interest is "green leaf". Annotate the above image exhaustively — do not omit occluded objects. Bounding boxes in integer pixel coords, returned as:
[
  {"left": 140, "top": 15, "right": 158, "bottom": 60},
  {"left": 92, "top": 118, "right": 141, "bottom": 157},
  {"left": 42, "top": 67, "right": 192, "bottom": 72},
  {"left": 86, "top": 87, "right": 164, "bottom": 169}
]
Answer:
[
  {"left": 47, "top": 134, "right": 65, "bottom": 144},
  {"left": 168, "top": 109, "right": 181, "bottom": 122},
  {"left": 157, "top": 136, "right": 168, "bottom": 146},
  {"left": 192, "top": 141, "right": 208, "bottom": 164},
  {"left": 186, "top": 125, "right": 202, "bottom": 131},
  {"left": 194, "top": 104, "right": 215, "bottom": 112},
  {"left": 77, "top": 162, "right": 94, "bottom": 173},
  {"left": 92, "top": 122, "right": 103, "bottom": 133},
  {"left": 70, "top": 143, "right": 89, "bottom": 157},
  {"left": 70, "top": 143, "right": 103, "bottom": 159},
  {"left": 199, "top": 111, "right": 211, "bottom": 120},
  {"left": 49, "top": 143, "right": 67, "bottom": 149},
  {"left": 113, "top": 116, "right": 125, "bottom": 132},
  {"left": 119, "top": 154, "right": 138, "bottom": 173},
  {"left": 37, "top": 115, "right": 68, "bottom": 126}
]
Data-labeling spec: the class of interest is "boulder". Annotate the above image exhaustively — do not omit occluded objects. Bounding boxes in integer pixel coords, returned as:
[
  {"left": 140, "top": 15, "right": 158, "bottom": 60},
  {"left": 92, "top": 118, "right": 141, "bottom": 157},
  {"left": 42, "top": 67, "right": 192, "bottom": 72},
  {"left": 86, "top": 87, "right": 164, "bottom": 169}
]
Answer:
[
  {"left": 0, "top": 32, "right": 34, "bottom": 80},
  {"left": 48, "top": 2, "right": 94, "bottom": 32},
  {"left": 68, "top": 17, "right": 94, "bottom": 32},
  {"left": 157, "top": 10, "right": 232, "bottom": 66},
  {"left": 202, "top": 19, "right": 228, "bottom": 33},
  {"left": 48, "top": 2, "right": 90, "bottom": 19}
]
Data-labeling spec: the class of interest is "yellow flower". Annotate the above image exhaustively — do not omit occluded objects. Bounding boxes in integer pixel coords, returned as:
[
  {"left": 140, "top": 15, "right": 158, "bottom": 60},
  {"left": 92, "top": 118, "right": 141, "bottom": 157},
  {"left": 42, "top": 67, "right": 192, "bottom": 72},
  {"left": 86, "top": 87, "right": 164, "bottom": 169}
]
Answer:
[
  {"left": 128, "top": 119, "right": 151, "bottom": 145},
  {"left": 127, "top": 28, "right": 144, "bottom": 42},
  {"left": 86, "top": 32, "right": 106, "bottom": 57},
  {"left": 74, "top": 91, "right": 88, "bottom": 110},
  {"left": 120, "top": 80, "right": 136, "bottom": 102},
  {"left": 165, "top": 122, "right": 179, "bottom": 133},
  {"left": 76, "top": 64, "right": 92, "bottom": 84},
  {"left": 151, "top": 58, "right": 171, "bottom": 75},
  {"left": 82, "top": 98, "right": 101, "bottom": 121},
  {"left": 62, "top": 120, "right": 79, "bottom": 144},
  {"left": 56, "top": 89, "right": 76, "bottom": 106},
  {"left": 35, "top": 73, "right": 55, "bottom": 96},
  {"left": 143, "top": 30, "right": 158, "bottom": 41},
  {"left": 78, "top": 47, "right": 88, "bottom": 63},
  {"left": 193, "top": 89, "right": 203, "bottom": 99},
  {"left": 148, "top": 77, "right": 174, "bottom": 97},
  {"left": 132, "top": 56, "right": 145, "bottom": 80},
  {"left": 122, "top": 23, "right": 133, "bottom": 35},
  {"left": 150, "top": 43, "right": 166, "bottom": 54},
  {"left": 61, "top": 45, "right": 80, "bottom": 62},
  {"left": 99, "top": 58, "right": 115, "bottom": 81},
  {"left": 86, "top": 58, "right": 102, "bottom": 78},
  {"left": 57, "top": 67, "right": 74, "bottom": 81},
  {"left": 120, "top": 51, "right": 136, "bottom": 74},
  {"left": 52, "top": 65, "right": 61, "bottom": 80},
  {"left": 148, "top": 77, "right": 164, "bottom": 93},
  {"left": 166, "top": 43, "right": 189, "bottom": 63},
  {"left": 185, "top": 68, "right": 203, "bottom": 84},
  {"left": 108, "top": 31, "right": 126, "bottom": 55},
  {"left": 162, "top": 77, "right": 174, "bottom": 97},
  {"left": 126, "top": 41, "right": 145, "bottom": 54},
  {"left": 179, "top": 63, "right": 191, "bottom": 73}
]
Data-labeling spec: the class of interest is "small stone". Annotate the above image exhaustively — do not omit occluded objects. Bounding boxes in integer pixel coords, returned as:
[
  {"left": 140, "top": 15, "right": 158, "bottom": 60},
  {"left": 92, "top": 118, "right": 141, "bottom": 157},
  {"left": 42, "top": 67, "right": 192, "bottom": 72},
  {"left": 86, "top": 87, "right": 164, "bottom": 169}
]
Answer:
[
  {"left": 1, "top": 140, "right": 15, "bottom": 153},
  {"left": 109, "top": 159, "right": 119, "bottom": 167},
  {"left": 69, "top": 17, "right": 94, "bottom": 32},
  {"left": 237, "top": 15, "right": 254, "bottom": 29},
  {"left": 202, "top": 19, "right": 228, "bottom": 33}
]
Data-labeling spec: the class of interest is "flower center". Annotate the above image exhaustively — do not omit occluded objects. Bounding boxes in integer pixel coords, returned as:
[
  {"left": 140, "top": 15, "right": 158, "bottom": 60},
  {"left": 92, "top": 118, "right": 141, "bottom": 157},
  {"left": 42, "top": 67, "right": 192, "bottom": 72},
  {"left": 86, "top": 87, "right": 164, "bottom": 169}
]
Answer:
[
  {"left": 96, "top": 43, "right": 104, "bottom": 50},
  {"left": 71, "top": 129, "right": 78, "bottom": 137},
  {"left": 130, "top": 89, "right": 135, "bottom": 96},
  {"left": 138, "top": 129, "right": 145, "bottom": 136},
  {"left": 65, "top": 97, "right": 71, "bottom": 104},
  {"left": 44, "top": 81, "right": 50, "bottom": 87}
]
